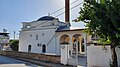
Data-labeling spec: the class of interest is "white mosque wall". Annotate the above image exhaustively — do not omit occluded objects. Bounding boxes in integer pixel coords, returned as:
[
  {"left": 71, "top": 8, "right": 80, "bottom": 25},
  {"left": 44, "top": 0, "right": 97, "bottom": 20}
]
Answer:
[
  {"left": 29, "top": 20, "right": 59, "bottom": 29},
  {"left": 19, "top": 31, "right": 29, "bottom": 52},
  {"left": 19, "top": 28, "right": 58, "bottom": 54},
  {"left": 47, "top": 36, "right": 56, "bottom": 54},
  {"left": 56, "top": 35, "right": 61, "bottom": 55}
]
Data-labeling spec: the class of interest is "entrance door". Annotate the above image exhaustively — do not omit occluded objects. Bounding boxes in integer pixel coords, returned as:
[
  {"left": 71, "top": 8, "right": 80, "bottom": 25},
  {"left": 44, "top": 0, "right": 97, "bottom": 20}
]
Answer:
[
  {"left": 42, "top": 44, "right": 46, "bottom": 53},
  {"left": 28, "top": 45, "right": 31, "bottom": 52}
]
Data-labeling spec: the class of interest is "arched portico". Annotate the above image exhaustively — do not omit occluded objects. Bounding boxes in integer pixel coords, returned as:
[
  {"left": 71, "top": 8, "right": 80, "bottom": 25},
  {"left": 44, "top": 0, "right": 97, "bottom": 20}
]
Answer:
[
  {"left": 59, "top": 31, "right": 88, "bottom": 66},
  {"left": 59, "top": 33, "right": 87, "bottom": 56}
]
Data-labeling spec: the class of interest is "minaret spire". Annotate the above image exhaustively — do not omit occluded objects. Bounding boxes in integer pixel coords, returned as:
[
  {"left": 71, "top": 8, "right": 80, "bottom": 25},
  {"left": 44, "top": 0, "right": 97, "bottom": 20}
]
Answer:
[{"left": 48, "top": 12, "right": 50, "bottom": 16}]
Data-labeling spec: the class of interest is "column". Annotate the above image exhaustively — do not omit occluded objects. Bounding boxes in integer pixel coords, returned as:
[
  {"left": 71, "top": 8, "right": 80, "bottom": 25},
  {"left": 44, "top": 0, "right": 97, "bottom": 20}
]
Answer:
[
  {"left": 57, "top": 35, "right": 61, "bottom": 55},
  {"left": 69, "top": 35, "right": 73, "bottom": 57},
  {"left": 83, "top": 33, "right": 87, "bottom": 56},
  {"left": 79, "top": 37, "right": 82, "bottom": 54}
]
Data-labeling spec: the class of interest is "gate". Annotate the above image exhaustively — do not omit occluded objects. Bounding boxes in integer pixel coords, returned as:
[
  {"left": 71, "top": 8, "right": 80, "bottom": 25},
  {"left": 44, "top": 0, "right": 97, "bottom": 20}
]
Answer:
[{"left": 61, "top": 40, "right": 78, "bottom": 66}]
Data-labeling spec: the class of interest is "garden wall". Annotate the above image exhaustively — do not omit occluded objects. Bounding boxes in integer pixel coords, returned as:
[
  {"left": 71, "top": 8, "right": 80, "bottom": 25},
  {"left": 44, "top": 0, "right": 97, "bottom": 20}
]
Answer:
[
  {"left": 87, "top": 45, "right": 120, "bottom": 67},
  {"left": 0, "top": 51, "right": 60, "bottom": 63}
]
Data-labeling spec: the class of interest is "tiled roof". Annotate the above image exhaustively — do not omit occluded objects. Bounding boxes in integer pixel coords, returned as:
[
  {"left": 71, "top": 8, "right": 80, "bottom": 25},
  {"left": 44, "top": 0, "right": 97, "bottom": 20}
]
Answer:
[
  {"left": 56, "top": 25, "right": 70, "bottom": 32},
  {"left": 56, "top": 25, "right": 85, "bottom": 32}
]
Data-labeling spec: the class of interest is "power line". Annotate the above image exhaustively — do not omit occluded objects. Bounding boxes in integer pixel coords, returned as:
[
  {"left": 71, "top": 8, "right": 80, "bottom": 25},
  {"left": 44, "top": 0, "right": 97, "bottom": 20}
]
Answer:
[
  {"left": 55, "top": 12, "right": 65, "bottom": 17},
  {"left": 70, "top": 2, "right": 83, "bottom": 10},
  {"left": 71, "top": 0, "right": 80, "bottom": 4},
  {"left": 50, "top": 0, "right": 80, "bottom": 15},
  {"left": 55, "top": 2, "right": 83, "bottom": 17},
  {"left": 32, "top": 2, "right": 83, "bottom": 28},
  {"left": 50, "top": 7, "right": 64, "bottom": 15}
]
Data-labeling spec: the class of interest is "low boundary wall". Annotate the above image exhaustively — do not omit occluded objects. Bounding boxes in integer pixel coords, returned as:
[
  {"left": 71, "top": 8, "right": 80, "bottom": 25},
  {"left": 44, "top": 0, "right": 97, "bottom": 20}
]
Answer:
[
  {"left": 0, "top": 51, "right": 60, "bottom": 63},
  {"left": 87, "top": 45, "right": 120, "bottom": 67}
]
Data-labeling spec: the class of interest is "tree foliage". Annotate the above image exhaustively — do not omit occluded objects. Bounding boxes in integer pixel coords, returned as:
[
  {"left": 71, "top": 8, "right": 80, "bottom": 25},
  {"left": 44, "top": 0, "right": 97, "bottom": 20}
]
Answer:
[
  {"left": 10, "top": 40, "right": 19, "bottom": 51},
  {"left": 78, "top": 0, "right": 120, "bottom": 42},
  {"left": 78, "top": 0, "right": 120, "bottom": 67}
]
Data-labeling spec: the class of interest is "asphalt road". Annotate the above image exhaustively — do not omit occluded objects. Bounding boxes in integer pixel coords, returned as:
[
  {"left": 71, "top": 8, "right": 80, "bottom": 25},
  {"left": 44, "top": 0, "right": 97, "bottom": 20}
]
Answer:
[{"left": 0, "top": 56, "right": 42, "bottom": 67}]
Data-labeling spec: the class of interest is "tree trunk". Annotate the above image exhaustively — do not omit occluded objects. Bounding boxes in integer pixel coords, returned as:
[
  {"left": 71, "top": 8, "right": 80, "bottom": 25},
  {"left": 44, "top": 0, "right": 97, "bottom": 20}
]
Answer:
[{"left": 111, "top": 43, "right": 118, "bottom": 67}]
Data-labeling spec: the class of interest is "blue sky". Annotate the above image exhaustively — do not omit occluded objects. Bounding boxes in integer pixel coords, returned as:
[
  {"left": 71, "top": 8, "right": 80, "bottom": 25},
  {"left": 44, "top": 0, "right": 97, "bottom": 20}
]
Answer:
[{"left": 0, "top": 0, "right": 84, "bottom": 39}]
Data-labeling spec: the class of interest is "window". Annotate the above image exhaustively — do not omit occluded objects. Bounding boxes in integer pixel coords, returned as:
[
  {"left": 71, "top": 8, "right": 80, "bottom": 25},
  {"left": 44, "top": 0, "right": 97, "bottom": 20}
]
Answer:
[
  {"left": 50, "top": 22, "right": 55, "bottom": 26},
  {"left": 52, "top": 23, "right": 54, "bottom": 25},
  {"left": 30, "top": 34, "right": 32, "bottom": 37},
  {"left": 37, "top": 43, "right": 39, "bottom": 46},
  {"left": 42, "top": 33, "right": 44, "bottom": 36},
  {"left": 42, "top": 44, "right": 46, "bottom": 53},
  {"left": 27, "top": 25, "right": 31, "bottom": 28},
  {"left": 36, "top": 34, "right": 38, "bottom": 40},
  {"left": 38, "top": 43, "right": 42, "bottom": 46},
  {"left": 28, "top": 45, "right": 31, "bottom": 52}
]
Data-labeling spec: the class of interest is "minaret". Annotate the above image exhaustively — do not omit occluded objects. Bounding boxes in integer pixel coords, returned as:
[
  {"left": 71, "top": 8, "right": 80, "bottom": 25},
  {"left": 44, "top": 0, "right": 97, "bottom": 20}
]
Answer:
[{"left": 65, "top": 0, "right": 70, "bottom": 25}]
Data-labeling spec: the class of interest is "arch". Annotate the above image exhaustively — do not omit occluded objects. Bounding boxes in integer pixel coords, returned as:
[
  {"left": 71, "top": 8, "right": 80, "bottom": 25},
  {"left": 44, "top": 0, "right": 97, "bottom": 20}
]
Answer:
[
  {"left": 60, "top": 34, "right": 70, "bottom": 44},
  {"left": 42, "top": 44, "right": 46, "bottom": 53},
  {"left": 28, "top": 45, "right": 31, "bottom": 52},
  {"left": 72, "top": 34, "right": 81, "bottom": 42},
  {"left": 72, "top": 34, "right": 85, "bottom": 54}
]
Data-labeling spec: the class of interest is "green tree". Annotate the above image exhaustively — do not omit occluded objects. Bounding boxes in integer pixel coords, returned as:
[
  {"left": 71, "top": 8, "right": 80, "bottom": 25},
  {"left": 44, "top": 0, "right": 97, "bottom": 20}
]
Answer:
[
  {"left": 10, "top": 40, "right": 19, "bottom": 51},
  {"left": 77, "top": 0, "right": 120, "bottom": 67}
]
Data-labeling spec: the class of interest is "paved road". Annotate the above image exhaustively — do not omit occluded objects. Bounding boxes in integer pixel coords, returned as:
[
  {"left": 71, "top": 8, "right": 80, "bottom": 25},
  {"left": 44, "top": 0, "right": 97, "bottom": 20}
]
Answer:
[{"left": 0, "top": 56, "right": 42, "bottom": 67}]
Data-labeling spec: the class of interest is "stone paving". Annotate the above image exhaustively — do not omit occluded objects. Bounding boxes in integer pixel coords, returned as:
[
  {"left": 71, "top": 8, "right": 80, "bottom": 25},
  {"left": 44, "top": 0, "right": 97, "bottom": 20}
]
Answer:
[{"left": 78, "top": 56, "right": 87, "bottom": 67}]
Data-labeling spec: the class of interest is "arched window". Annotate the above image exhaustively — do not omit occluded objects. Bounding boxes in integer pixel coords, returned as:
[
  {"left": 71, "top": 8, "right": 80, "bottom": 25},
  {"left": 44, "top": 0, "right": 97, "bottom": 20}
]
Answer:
[
  {"left": 36, "top": 34, "right": 38, "bottom": 40},
  {"left": 42, "top": 44, "right": 46, "bottom": 53},
  {"left": 28, "top": 45, "right": 31, "bottom": 52}
]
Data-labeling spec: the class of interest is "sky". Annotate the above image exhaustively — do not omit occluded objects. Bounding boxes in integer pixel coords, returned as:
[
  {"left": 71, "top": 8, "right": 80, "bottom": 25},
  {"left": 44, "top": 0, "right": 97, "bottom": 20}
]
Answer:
[{"left": 0, "top": 0, "right": 84, "bottom": 39}]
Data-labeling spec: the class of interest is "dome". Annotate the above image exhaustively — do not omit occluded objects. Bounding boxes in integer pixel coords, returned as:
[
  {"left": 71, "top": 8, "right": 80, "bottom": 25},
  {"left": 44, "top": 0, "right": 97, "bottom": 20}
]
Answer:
[{"left": 37, "top": 16, "right": 56, "bottom": 21}]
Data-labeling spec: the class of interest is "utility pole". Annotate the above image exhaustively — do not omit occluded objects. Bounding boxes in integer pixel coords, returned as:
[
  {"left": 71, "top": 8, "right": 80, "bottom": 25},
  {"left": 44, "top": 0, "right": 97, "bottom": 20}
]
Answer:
[{"left": 65, "top": 0, "right": 70, "bottom": 24}]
